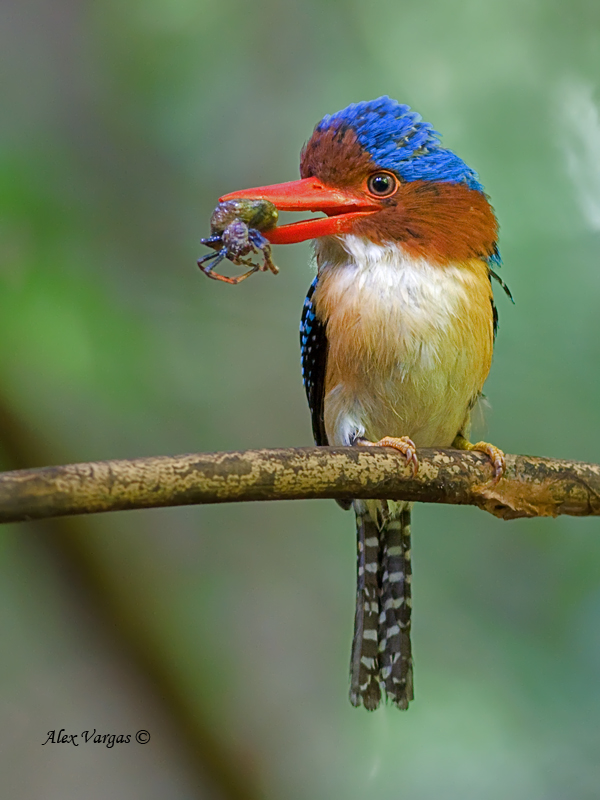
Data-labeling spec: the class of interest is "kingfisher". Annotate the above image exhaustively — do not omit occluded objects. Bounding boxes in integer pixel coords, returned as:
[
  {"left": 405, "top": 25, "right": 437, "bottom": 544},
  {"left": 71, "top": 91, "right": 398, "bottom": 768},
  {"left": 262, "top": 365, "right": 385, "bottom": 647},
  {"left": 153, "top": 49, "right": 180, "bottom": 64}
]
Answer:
[{"left": 220, "top": 97, "right": 510, "bottom": 711}]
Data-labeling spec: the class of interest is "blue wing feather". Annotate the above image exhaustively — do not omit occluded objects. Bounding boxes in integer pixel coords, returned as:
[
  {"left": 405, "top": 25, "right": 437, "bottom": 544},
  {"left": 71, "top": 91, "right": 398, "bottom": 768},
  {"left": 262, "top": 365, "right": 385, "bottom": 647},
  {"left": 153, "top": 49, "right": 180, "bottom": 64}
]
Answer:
[{"left": 300, "top": 276, "right": 329, "bottom": 446}]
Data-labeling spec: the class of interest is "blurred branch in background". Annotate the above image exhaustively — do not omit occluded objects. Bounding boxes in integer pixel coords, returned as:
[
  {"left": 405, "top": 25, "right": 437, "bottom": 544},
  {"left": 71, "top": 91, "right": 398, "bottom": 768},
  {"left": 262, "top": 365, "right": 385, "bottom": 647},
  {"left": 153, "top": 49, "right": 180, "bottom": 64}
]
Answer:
[
  {"left": 0, "top": 399, "right": 264, "bottom": 800},
  {"left": 0, "top": 445, "right": 599, "bottom": 524}
]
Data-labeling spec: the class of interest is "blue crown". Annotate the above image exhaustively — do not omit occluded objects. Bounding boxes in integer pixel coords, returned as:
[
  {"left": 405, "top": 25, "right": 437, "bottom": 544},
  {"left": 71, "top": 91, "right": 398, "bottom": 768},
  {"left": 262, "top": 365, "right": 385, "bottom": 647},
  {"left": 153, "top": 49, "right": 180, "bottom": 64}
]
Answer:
[{"left": 317, "top": 96, "right": 483, "bottom": 192}]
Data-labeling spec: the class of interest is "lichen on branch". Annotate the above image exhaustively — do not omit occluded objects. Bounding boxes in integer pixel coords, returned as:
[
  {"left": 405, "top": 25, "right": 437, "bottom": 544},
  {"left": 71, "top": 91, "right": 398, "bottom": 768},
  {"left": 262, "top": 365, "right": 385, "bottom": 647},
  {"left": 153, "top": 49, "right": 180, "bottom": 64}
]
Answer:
[{"left": 0, "top": 446, "right": 598, "bottom": 524}]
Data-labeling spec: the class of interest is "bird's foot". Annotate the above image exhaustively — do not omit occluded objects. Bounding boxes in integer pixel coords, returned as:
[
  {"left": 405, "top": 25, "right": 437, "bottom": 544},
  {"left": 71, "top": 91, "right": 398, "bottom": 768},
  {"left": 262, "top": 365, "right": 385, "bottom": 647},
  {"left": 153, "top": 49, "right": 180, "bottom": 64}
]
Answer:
[
  {"left": 452, "top": 434, "right": 505, "bottom": 482},
  {"left": 356, "top": 435, "right": 419, "bottom": 477}
]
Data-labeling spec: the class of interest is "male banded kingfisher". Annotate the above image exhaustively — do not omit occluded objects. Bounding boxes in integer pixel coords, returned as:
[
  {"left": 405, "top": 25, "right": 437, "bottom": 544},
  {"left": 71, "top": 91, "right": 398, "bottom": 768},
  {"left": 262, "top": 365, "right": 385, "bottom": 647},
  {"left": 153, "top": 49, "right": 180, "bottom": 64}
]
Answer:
[{"left": 221, "top": 97, "right": 510, "bottom": 711}]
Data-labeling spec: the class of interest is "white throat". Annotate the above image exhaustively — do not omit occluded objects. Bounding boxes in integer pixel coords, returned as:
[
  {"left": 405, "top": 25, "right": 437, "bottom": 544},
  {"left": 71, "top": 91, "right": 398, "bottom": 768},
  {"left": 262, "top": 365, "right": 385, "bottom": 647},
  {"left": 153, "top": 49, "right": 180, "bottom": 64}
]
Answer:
[{"left": 315, "top": 234, "right": 473, "bottom": 333}]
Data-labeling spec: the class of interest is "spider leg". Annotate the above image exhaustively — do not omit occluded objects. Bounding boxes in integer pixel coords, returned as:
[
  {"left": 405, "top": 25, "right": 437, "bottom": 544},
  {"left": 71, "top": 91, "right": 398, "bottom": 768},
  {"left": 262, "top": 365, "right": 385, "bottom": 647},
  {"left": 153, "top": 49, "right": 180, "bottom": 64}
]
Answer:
[
  {"left": 202, "top": 265, "right": 260, "bottom": 285},
  {"left": 198, "top": 247, "right": 259, "bottom": 284},
  {"left": 197, "top": 247, "right": 227, "bottom": 273},
  {"left": 247, "top": 229, "right": 269, "bottom": 250},
  {"left": 248, "top": 229, "right": 279, "bottom": 274},
  {"left": 200, "top": 234, "right": 225, "bottom": 250}
]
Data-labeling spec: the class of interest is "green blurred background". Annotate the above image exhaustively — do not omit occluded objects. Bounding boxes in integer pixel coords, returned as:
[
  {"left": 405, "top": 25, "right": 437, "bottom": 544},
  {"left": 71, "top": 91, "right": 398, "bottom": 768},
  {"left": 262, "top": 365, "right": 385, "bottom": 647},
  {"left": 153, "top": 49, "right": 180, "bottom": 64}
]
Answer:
[{"left": 1, "top": 0, "right": 600, "bottom": 797}]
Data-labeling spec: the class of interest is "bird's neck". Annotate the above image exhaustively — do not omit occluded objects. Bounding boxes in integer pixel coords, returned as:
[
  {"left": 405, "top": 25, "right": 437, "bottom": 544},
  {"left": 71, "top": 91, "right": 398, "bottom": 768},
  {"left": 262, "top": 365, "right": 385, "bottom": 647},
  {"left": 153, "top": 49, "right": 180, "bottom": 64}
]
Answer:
[
  {"left": 313, "top": 233, "right": 491, "bottom": 361},
  {"left": 314, "top": 234, "right": 484, "bottom": 304}
]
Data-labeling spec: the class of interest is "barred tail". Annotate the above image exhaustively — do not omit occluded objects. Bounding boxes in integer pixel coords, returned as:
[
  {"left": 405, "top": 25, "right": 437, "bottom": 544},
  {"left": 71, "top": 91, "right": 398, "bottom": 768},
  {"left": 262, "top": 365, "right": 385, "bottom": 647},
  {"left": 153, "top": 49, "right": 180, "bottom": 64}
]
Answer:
[
  {"left": 349, "top": 504, "right": 382, "bottom": 710},
  {"left": 349, "top": 501, "right": 413, "bottom": 711},
  {"left": 379, "top": 505, "right": 413, "bottom": 709}
]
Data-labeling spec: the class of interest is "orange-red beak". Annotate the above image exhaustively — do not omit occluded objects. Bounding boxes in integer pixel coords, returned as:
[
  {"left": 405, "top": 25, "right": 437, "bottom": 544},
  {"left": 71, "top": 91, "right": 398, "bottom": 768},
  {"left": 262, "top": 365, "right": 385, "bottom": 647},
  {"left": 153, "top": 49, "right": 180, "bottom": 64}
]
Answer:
[{"left": 220, "top": 177, "right": 380, "bottom": 244}]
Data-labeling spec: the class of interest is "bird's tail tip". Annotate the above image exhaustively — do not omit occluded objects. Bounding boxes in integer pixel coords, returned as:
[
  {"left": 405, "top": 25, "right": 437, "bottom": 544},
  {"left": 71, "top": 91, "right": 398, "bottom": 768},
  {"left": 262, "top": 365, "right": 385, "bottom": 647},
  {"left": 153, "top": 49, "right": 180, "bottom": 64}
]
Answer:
[{"left": 349, "top": 502, "right": 414, "bottom": 711}]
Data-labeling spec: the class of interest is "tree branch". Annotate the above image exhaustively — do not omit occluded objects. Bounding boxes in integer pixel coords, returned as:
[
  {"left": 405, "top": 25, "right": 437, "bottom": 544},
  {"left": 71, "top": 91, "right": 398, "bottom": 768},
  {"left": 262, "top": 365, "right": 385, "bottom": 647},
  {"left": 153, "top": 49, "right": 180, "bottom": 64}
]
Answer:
[{"left": 1, "top": 446, "right": 599, "bottom": 524}]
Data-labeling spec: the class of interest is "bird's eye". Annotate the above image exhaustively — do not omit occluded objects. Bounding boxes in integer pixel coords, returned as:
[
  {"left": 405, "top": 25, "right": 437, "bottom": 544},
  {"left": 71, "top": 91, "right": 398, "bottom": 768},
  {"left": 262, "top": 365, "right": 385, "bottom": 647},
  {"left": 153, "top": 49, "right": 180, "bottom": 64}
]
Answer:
[{"left": 366, "top": 171, "right": 398, "bottom": 198}]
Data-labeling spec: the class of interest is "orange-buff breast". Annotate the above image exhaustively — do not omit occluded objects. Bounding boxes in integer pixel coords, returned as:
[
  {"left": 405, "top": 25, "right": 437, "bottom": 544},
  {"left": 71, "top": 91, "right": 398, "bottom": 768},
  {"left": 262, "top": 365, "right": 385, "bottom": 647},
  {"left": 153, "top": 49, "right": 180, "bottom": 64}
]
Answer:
[{"left": 313, "top": 236, "right": 494, "bottom": 448}]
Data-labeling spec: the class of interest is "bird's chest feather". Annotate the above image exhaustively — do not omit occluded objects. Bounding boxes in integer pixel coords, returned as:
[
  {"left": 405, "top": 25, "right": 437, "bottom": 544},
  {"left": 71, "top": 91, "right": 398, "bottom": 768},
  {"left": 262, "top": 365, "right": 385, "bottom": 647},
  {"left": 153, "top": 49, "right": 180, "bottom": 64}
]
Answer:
[{"left": 314, "top": 236, "right": 494, "bottom": 446}]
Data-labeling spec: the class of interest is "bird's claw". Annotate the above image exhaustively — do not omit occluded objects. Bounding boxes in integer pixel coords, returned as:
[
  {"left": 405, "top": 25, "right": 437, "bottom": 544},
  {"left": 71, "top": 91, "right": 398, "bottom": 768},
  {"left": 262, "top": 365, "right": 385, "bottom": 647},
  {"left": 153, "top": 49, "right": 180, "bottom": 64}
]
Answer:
[
  {"left": 358, "top": 435, "right": 419, "bottom": 477},
  {"left": 471, "top": 441, "right": 506, "bottom": 482},
  {"left": 452, "top": 434, "right": 506, "bottom": 483}
]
